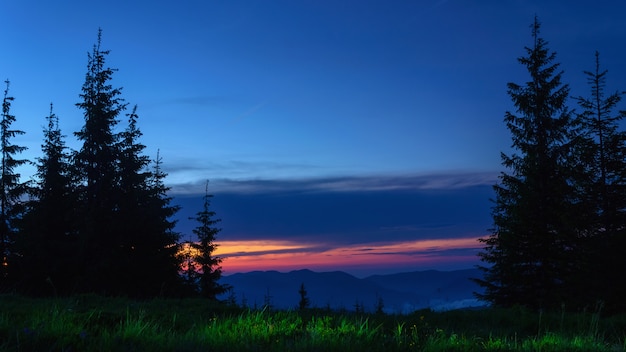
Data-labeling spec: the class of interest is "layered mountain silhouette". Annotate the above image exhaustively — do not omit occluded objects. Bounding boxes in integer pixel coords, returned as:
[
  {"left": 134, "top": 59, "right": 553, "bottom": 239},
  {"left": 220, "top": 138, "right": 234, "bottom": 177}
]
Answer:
[{"left": 219, "top": 268, "right": 486, "bottom": 314}]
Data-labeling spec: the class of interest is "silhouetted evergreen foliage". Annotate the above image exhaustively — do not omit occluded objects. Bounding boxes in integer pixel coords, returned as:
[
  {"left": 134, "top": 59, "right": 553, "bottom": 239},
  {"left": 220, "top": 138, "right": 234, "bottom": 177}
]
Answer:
[
  {"left": 16, "top": 104, "right": 77, "bottom": 295},
  {"left": 179, "top": 237, "right": 201, "bottom": 295},
  {"left": 476, "top": 18, "right": 580, "bottom": 310},
  {"left": 476, "top": 19, "right": 626, "bottom": 313},
  {"left": 0, "top": 32, "right": 187, "bottom": 297},
  {"left": 135, "top": 149, "right": 184, "bottom": 297},
  {"left": 573, "top": 52, "right": 626, "bottom": 312},
  {"left": 112, "top": 109, "right": 184, "bottom": 297},
  {"left": 298, "top": 283, "right": 310, "bottom": 310},
  {"left": 68, "top": 30, "right": 184, "bottom": 297},
  {"left": 72, "top": 29, "right": 127, "bottom": 294},
  {"left": 189, "top": 181, "right": 227, "bottom": 299},
  {"left": 0, "top": 29, "right": 227, "bottom": 298},
  {"left": 374, "top": 294, "right": 384, "bottom": 315},
  {"left": 0, "top": 80, "right": 29, "bottom": 289}
]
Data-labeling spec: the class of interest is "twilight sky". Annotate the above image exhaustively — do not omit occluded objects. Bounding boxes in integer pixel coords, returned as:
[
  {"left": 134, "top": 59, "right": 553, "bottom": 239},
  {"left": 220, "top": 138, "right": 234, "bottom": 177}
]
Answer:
[{"left": 2, "top": 1, "right": 626, "bottom": 276}]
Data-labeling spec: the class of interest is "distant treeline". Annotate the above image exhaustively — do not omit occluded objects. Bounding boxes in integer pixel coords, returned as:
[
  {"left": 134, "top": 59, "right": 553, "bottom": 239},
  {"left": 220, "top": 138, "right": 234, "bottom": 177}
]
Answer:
[
  {"left": 0, "top": 30, "right": 224, "bottom": 299},
  {"left": 475, "top": 18, "right": 626, "bottom": 314}
]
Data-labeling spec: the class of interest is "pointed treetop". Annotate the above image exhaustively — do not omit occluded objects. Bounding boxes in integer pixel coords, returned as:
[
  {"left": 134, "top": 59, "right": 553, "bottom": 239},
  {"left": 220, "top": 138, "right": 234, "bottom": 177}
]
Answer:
[{"left": 531, "top": 15, "right": 540, "bottom": 39}]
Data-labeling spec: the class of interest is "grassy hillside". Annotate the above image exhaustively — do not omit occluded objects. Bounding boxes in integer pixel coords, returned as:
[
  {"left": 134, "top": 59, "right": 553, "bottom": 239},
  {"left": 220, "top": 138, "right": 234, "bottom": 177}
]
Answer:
[{"left": 0, "top": 294, "right": 624, "bottom": 351}]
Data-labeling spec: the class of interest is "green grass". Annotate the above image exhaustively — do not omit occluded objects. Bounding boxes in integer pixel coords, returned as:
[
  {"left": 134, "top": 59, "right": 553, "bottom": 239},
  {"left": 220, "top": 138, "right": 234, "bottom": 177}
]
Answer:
[{"left": 0, "top": 294, "right": 624, "bottom": 351}]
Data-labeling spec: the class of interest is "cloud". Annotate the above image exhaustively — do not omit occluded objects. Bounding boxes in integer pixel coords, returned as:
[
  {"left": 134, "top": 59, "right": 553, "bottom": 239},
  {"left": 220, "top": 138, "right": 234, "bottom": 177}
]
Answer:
[
  {"left": 163, "top": 159, "right": 324, "bottom": 193},
  {"left": 340, "top": 238, "right": 483, "bottom": 256},
  {"left": 169, "top": 171, "right": 498, "bottom": 195},
  {"left": 214, "top": 240, "right": 331, "bottom": 257},
  {"left": 172, "top": 174, "right": 494, "bottom": 250},
  {"left": 210, "top": 237, "right": 484, "bottom": 275}
]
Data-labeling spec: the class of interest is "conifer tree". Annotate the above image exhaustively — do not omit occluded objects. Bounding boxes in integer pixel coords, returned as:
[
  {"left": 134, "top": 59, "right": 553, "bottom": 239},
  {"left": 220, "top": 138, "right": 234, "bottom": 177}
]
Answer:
[
  {"left": 574, "top": 52, "right": 626, "bottom": 311},
  {"left": 0, "top": 80, "right": 28, "bottom": 286},
  {"left": 374, "top": 294, "right": 385, "bottom": 315},
  {"left": 113, "top": 105, "right": 155, "bottom": 295},
  {"left": 124, "top": 146, "right": 183, "bottom": 297},
  {"left": 72, "top": 30, "right": 186, "bottom": 296},
  {"left": 17, "top": 104, "right": 76, "bottom": 294},
  {"left": 118, "top": 105, "right": 151, "bottom": 199},
  {"left": 73, "top": 29, "right": 126, "bottom": 293},
  {"left": 475, "top": 18, "right": 578, "bottom": 309},
  {"left": 190, "top": 181, "right": 227, "bottom": 299},
  {"left": 298, "top": 282, "right": 310, "bottom": 310},
  {"left": 151, "top": 151, "right": 185, "bottom": 295}
]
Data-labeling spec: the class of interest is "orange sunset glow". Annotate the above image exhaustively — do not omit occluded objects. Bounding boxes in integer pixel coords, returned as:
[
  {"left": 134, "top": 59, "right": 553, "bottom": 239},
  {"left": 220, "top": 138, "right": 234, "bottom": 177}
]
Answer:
[{"left": 211, "top": 237, "right": 483, "bottom": 276}]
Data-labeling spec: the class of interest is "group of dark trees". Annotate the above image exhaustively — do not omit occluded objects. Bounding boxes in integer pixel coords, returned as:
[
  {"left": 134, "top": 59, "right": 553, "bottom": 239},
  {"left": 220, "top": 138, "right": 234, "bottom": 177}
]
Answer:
[
  {"left": 476, "top": 18, "right": 626, "bottom": 313},
  {"left": 0, "top": 30, "right": 225, "bottom": 299}
]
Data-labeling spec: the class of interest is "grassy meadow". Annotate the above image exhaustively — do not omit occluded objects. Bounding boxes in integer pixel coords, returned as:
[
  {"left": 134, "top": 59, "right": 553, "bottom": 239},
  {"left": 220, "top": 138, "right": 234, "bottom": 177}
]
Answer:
[{"left": 0, "top": 294, "right": 624, "bottom": 351}]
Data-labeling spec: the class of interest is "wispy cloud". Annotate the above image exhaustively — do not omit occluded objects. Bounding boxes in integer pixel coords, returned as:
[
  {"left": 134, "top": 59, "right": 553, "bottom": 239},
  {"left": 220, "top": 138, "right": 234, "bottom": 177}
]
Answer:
[
  {"left": 213, "top": 237, "right": 483, "bottom": 276},
  {"left": 215, "top": 240, "right": 329, "bottom": 256},
  {"left": 163, "top": 159, "right": 323, "bottom": 193},
  {"left": 169, "top": 171, "right": 498, "bottom": 195}
]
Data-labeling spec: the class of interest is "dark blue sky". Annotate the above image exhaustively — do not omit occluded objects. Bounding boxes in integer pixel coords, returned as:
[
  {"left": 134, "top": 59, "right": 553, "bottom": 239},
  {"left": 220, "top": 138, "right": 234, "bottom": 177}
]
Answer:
[
  {"left": 4, "top": 1, "right": 626, "bottom": 186},
  {"left": 176, "top": 174, "right": 494, "bottom": 244}
]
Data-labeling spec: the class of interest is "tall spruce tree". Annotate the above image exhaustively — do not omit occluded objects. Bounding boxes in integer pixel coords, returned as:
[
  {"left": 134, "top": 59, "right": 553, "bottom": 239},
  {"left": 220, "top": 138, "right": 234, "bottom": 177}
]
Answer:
[
  {"left": 190, "top": 181, "right": 227, "bottom": 299},
  {"left": 475, "top": 18, "right": 579, "bottom": 309},
  {"left": 17, "top": 104, "right": 76, "bottom": 295},
  {"left": 114, "top": 105, "right": 153, "bottom": 295},
  {"left": 73, "top": 29, "right": 127, "bottom": 293},
  {"left": 73, "top": 30, "right": 187, "bottom": 296},
  {"left": 0, "top": 80, "right": 28, "bottom": 287},
  {"left": 116, "top": 113, "right": 184, "bottom": 297},
  {"left": 574, "top": 52, "right": 626, "bottom": 311},
  {"left": 152, "top": 151, "right": 185, "bottom": 295}
]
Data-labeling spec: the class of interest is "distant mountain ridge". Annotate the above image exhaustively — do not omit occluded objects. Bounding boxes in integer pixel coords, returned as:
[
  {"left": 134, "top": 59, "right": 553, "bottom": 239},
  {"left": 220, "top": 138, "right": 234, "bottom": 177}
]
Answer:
[{"left": 218, "top": 268, "right": 487, "bottom": 314}]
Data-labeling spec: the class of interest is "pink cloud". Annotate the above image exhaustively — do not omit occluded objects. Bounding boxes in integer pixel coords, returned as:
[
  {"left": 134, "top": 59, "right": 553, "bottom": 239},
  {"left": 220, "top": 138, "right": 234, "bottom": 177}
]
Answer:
[{"left": 213, "top": 236, "right": 483, "bottom": 276}]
